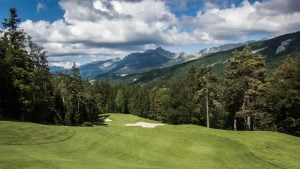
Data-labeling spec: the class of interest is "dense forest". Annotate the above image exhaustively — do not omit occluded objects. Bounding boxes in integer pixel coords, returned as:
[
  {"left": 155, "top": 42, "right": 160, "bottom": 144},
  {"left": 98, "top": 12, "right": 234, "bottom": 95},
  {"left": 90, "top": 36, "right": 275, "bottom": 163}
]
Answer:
[{"left": 0, "top": 9, "right": 299, "bottom": 136}]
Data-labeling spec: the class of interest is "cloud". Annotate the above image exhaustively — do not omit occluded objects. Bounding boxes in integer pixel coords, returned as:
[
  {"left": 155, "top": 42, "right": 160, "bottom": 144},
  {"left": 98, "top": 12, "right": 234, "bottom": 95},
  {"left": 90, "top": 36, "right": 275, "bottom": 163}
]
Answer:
[
  {"left": 19, "top": 0, "right": 300, "bottom": 68},
  {"left": 192, "top": 0, "right": 300, "bottom": 42},
  {"left": 36, "top": 2, "right": 46, "bottom": 13},
  {"left": 21, "top": 0, "right": 195, "bottom": 67}
]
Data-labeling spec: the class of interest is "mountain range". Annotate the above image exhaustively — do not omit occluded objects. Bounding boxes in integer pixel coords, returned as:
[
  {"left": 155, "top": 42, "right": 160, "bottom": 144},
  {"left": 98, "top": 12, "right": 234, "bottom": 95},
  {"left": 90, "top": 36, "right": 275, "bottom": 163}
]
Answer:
[{"left": 50, "top": 31, "right": 300, "bottom": 84}]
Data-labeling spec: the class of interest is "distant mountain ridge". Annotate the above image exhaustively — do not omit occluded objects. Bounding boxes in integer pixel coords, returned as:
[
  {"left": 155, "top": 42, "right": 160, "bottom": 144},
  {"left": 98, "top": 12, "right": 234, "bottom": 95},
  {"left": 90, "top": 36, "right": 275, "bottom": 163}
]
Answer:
[
  {"left": 51, "top": 47, "right": 177, "bottom": 79},
  {"left": 50, "top": 31, "right": 300, "bottom": 82},
  {"left": 97, "top": 31, "right": 300, "bottom": 84},
  {"left": 50, "top": 44, "right": 244, "bottom": 79}
]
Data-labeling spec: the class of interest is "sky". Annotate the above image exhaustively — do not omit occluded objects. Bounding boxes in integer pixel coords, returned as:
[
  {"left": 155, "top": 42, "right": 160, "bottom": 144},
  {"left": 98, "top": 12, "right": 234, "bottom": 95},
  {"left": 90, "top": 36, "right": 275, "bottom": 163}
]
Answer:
[{"left": 0, "top": 0, "right": 300, "bottom": 68}]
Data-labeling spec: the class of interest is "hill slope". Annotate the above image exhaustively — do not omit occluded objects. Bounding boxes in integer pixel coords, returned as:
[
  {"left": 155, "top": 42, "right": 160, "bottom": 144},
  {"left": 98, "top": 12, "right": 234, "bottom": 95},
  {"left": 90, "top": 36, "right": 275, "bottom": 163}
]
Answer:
[{"left": 0, "top": 114, "right": 299, "bottom": 169}]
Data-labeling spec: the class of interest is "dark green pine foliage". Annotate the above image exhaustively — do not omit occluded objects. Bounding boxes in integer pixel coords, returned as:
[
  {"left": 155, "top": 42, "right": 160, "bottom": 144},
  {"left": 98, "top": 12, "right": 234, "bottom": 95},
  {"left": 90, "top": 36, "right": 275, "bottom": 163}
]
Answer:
[
  {"left": 263, "top": 57, "right": 300, "bottom": 136},
  {"left": 226, "top": 46, "right": 266, "bottom": 130},
  {"left": 149, "top": 87, "right": 170, "bottom": 122},
  {"left": 81, "top": 81, "right": 102, "bottom": 123},
  {"left": 195, "top": 67, "right": 217, "bottom": 128},
  {"left": 168, "top": 78, "right": 195, "bottom": 124},
  {"left": 94, "top": 81, "right": 116, "bottom": 114},
  {"left": 114, "top": 88, "right": 127, "bottom": 114},
  {"left": 0, "top": 8, "right": 55, "bottom": 123},
  {"left": 0, "top": 34, "right": 6, "bottom": 118},
  {"left": 28, "top": 37, "right": 54, "bottom": 123},
  {"left": 1, "top": 8, "right": 34, "bottom": 121}
]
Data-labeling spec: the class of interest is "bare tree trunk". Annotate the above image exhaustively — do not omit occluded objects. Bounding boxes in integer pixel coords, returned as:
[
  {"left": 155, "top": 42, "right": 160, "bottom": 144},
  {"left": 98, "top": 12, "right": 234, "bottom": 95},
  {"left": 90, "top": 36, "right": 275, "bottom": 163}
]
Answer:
[
  {"left": 206, "top": 88, "right": 210, "bottom": 128},
  {"left": 234, "top": 117, "right": 237, "bottom": 131},
  {"left": 242, "top": 93, "right": 251, "bottom": 130},
  {"left": 247, "top": 116, "right": 251, "bottom": 130}
]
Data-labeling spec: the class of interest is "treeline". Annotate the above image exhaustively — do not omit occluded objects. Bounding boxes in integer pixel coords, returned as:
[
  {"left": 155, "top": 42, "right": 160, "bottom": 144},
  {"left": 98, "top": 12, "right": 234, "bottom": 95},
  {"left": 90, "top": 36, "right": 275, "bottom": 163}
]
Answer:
[
  {"left": 0, "top": 9, "right": 299, "bottom": 136},
  {"left": 112, "top": 48, "right": 299, "bottom": 136},
  {"left": 0, "top": 9, "right": 104, "bottom": 125}
]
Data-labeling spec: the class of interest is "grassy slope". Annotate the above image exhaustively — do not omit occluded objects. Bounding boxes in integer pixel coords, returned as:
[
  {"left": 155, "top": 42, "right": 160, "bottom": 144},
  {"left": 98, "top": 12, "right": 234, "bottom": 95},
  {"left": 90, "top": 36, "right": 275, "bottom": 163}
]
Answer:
[{"left": 0, "top": 114, "right": 299, "bottom": 169}]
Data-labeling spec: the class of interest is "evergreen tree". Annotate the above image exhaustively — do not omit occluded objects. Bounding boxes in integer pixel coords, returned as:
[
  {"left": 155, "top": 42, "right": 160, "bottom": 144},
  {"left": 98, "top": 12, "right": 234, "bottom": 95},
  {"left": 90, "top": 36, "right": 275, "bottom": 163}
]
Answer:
[
  {"left": 263, "top": 57, "right": 300, "bottom": 135},
  {"left": 195, "top": 67, "right": 217, "bottom": 128},
  {"left": 1, "top": 8, "right": 34, "bottom": 121},
  {"left": 28, "top": 37, "right": 54, "bottom": 122},
  {"left": 150, "top": 87, "right": 170, "bottom": 122},
  {"left": 115, "top": 88, "right": 127, "bottom": 114},
  {"left": 226, "top": 46, "right": 266, "bottom": 130}
]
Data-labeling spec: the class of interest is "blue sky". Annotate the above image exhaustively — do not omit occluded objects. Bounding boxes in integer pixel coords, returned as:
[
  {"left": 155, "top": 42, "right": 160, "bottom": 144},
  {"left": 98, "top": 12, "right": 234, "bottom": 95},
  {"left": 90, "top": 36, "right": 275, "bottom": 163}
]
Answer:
[
  {"left": 0, "top": 0, "right": 299, "bottom": 67},
  {"left": 0, "top": 0, "right": 261, "bottom": 26},
  {"left": 0, "top": 0, "right": 63, "bottom": 25}
]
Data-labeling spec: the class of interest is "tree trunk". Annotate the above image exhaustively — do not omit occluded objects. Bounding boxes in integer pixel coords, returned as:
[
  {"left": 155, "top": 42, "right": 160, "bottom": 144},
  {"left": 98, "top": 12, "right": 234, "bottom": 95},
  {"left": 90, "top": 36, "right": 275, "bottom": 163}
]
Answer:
[
  {"left": 206, "top": 88, "right": 210, "bottom": 128},
  {"left": 246, "top": 115, "right": 251, "bottom": 130},
  {"left": 234, "top": 116, "right": 237, "bottom": 131}
]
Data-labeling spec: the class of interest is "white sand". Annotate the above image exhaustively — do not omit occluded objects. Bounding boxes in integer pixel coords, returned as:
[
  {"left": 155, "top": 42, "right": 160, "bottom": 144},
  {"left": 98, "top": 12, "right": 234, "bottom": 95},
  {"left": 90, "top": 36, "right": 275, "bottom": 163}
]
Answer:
[
  {"left": 125, "top": 122, "right": 165, "bottom": 128},
  {"left": 105, "top": 118, "right": 112, "bottom": 122}
]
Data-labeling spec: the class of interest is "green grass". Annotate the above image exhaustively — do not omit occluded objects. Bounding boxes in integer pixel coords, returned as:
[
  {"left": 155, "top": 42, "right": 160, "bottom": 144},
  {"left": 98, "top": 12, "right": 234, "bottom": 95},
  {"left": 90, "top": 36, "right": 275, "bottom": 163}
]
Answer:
[{"left": 0, "top": 114, "right": 299, "bottom": 169}]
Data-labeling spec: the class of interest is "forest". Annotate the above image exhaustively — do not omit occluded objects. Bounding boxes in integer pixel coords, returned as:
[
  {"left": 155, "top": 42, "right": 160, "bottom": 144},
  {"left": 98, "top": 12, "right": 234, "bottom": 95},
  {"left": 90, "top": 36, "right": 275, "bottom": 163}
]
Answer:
[{"left": 0, "top": 8, "right": 299, "bottom": 136}]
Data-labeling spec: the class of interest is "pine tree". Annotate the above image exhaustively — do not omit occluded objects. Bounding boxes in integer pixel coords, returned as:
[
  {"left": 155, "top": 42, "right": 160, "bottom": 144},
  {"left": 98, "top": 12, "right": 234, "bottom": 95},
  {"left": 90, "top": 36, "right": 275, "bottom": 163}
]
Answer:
[
  {"left": 115, "top": 88, "right": 126, "bottom": 114},
  {"left": 263, "top": 57, "right": 300, "bottom": 135},
  {"left": 1, "top": 8, "right": 35, "bottom": 121},
  {"left": 28, "top": 37, "right": 54, "bottom": 122},
  {"left": 195, "top": 67, "right": 217, "bottom": 128},
  {"left": 226, "top": 46, "right": 266, "bottom": 130},
  {"left": 151, "top": 87, "right": 170, "bottom": 122}
]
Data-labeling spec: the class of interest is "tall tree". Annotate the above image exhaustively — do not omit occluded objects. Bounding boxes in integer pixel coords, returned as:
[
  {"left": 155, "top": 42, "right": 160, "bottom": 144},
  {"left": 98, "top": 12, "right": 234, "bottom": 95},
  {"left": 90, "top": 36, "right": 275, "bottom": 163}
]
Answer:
[
  {"left": 1, "top": 8, "right": 34, "bottom": 121},
  {"left": 149, "top": 87, "right": 170, "bottom": 122},
  {"left": 195, "top": 67, "right": 217, "bottom": 128},
  {"left": 28, "top": 37, "right": 54, "bottom": 122},
  {"left": 226, "top": 46, "right": 266, "bottom": 130},
  {"left": 115, "top": 88, "right": 127, "bottom": 114},
  {"left": 263, "top": 57, "right": 300, "bottom": 135}
]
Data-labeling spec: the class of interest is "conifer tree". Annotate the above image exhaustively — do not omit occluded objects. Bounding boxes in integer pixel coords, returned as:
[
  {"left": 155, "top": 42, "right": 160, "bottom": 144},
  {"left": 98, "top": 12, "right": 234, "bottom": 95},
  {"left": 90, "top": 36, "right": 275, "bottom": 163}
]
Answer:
[
  {"left": 263, "top": 57, "right": 300, "bottom": 135},
  {"left": 115, "top": 88, "right": 127, "bottom": 114},
  {"left": 1, "top": 8, "right": 34, "bottom": 121},
  {"left": 226, "top": 46, "right": 266, "bottom": 130},
  {"left": 195, "top": 67, "right": 217, "bottom": 128}
]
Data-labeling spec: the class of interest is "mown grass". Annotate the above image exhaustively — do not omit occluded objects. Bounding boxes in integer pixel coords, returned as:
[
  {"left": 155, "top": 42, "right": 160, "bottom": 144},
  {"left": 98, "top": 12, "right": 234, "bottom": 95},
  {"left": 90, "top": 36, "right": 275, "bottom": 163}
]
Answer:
[{"left": 0, "top": 113, "right": 299, "bottom": 169}]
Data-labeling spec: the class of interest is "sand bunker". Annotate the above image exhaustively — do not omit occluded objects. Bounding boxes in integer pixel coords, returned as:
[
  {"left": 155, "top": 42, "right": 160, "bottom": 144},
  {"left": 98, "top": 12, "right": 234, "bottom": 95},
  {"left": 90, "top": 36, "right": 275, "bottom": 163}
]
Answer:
[
  {"left": 105, "top": 118, "right": 112, "bottom": 122},
  {"left": 125, "top": 122, "right": 165, "bottom": 128}
]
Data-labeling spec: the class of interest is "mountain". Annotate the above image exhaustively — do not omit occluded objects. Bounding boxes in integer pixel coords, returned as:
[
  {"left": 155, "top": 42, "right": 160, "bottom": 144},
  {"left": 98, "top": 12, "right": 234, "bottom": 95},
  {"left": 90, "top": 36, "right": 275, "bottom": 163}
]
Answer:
[
  {"left": 99, "top": 31, "right": 300, "bottom": 84},
  {"left": 197, "top": 43, "right": 246, "bottom": 57},
  {"left": 78, "top": 44, "right": 245, "bottom": 80},
  {"left": 73, "top": 47, "right": 176, "bottom": 79},
  {"left": 108, "top": 47, "right": 175, "bottom": 73},
  {"left": 162, "top": 43, "right": 248, "bottom": 67},
  {"left": 51, "top": 31, "right": 300, "bottom": 82},
  {"left": 79, "top": 59, "right": 120, "bottom": 79},
  {"left": 50, "top": 66, "right": 67, "bottom": 74}
]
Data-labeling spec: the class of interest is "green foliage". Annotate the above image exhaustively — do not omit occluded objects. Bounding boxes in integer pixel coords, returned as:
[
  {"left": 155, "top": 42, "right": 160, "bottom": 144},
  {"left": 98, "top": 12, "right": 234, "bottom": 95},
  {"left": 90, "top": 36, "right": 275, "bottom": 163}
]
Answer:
[
  {"left": 262, "top": 57, "right": 300, "bottom": 135},
  {"left": 0, "top": 8, "right": 53, "bottom": 122},
  {"left": 114, "top": 88, "right": 127, "bottom": 114},
  {"left": 226, "top": 46, "right": 266, "bottom": 130}
]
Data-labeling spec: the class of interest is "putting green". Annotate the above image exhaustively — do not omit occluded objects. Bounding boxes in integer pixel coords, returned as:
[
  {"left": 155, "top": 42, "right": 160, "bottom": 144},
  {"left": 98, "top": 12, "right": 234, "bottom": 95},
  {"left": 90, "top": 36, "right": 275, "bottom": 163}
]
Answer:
[{"left": 0, "top": 113, "right": 299, "bottom": 169}]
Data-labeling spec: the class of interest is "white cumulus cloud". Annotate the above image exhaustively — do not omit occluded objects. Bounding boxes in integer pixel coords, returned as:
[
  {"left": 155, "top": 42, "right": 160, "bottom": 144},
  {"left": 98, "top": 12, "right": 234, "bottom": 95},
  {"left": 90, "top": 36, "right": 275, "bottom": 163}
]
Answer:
[{"left": 18, "top": 0, "right": 300, "bottom": 68}]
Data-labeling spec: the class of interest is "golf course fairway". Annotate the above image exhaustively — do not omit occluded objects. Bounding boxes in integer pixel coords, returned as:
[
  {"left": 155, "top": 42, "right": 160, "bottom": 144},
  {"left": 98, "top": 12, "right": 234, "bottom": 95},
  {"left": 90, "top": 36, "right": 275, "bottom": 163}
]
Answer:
[{"left": 0, "top": 113, "right": 299, "bottom": 169}]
